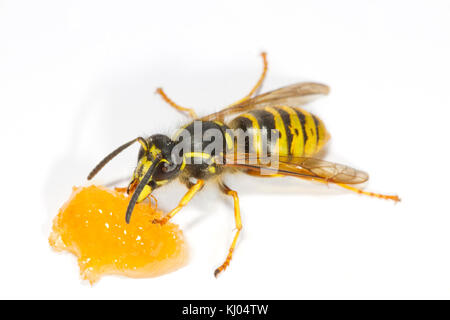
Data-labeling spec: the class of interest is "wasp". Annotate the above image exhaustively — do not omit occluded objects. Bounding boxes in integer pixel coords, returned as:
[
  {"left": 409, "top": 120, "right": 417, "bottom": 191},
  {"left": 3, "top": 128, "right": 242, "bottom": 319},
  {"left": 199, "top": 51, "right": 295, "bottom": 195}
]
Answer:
[{"left": 87, "top": 53, "right": 400, "bottom": 277}]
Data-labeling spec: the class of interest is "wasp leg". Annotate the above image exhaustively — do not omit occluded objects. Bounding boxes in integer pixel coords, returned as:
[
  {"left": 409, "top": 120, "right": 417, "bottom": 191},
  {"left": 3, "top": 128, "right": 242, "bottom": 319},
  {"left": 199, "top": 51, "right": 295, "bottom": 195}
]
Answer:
[
  {"left": 226, "top": 52, "right": 268, "bottom": 108},
  {"left": 152, "top": 179, "right": 205, "bottom": 225},
  {"left": 149, "top": 194, "right": 158, "bottom": 211},
  {"left": 333, "top": 182, "right": 400, "bottom": 202},
  {"left": 299, "top": 177, "right": 400, "bottom": 202},
  {"left": 243, "top": 170, "right": 284, "bottom": 178},
  {"left": 214, "top": 181, "right": 242, "bottom": 278},
  {"left": 156, "top": 87, "right": 198, "bottom": 119}
]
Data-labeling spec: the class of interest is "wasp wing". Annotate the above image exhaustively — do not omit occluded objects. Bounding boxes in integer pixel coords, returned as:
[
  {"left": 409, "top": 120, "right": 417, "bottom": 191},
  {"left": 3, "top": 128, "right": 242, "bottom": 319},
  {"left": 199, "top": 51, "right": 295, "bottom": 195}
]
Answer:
[
  {"left": 223, "top": 153, "right": 368, "bottom": 184},
  {"left": 201, "top": 82, "right": 330, "bottom": 121}
]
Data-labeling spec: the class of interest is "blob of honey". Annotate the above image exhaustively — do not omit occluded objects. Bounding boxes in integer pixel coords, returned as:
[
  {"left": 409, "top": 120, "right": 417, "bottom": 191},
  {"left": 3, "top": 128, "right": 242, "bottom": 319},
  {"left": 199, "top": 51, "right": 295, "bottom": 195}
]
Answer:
[{"left": 49, "top": 185, "right": 188, "bottom": 284}]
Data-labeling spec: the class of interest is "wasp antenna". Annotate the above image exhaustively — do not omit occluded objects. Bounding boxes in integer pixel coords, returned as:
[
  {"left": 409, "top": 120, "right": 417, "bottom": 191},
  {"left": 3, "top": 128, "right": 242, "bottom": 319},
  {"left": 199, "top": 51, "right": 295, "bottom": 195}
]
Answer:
[
  {"left": 87, "top": 137, "right": 145, "bottom": 180},
  {"left": 125, "top": 155, "right": 162, "bottom": 224}
]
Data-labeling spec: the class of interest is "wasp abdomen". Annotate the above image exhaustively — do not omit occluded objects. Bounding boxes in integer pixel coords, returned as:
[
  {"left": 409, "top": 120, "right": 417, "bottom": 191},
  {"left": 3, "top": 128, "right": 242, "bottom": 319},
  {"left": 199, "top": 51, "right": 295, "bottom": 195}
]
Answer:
[{"left": 229, "top": 105, "right": 330, "bottom": 158}]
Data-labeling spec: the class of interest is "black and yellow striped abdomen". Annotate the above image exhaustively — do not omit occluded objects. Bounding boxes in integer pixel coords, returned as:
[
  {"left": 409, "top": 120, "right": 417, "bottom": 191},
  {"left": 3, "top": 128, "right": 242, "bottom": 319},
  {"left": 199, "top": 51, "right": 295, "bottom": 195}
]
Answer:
[{"left": 229, "top": 105, "right": 330, "bottom": 158}]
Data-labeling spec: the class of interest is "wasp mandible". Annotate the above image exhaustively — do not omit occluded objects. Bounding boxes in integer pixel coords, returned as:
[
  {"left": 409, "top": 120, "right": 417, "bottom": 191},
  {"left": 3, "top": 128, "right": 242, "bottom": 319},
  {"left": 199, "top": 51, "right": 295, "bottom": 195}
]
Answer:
[{"left": 87, "top": 53, "right": 400, "bottom": 277}]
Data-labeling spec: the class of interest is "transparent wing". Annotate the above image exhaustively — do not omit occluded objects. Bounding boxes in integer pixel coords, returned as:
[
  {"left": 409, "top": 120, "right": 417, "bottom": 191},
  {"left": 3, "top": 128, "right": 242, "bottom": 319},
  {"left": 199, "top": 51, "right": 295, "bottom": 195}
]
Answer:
[
  {"left": 201, "top": 82, "right": 330, "bottom": 121},
  {"left": 223, "top": 153, "right": 368, "bottom": 184}
]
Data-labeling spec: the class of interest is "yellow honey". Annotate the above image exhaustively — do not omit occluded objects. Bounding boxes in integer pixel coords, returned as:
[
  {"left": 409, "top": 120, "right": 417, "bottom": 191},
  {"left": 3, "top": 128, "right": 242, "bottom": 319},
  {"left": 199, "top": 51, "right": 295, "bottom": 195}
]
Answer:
[{"left": 49, "top": 185, "right": 188, "bottom": 284}]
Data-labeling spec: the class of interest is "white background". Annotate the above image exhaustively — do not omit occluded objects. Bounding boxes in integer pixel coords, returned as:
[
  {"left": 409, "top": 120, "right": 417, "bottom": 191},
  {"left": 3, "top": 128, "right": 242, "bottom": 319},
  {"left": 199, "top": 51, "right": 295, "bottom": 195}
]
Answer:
[{"left": 1, "top": 0, "right": 450, "bottom": 299}]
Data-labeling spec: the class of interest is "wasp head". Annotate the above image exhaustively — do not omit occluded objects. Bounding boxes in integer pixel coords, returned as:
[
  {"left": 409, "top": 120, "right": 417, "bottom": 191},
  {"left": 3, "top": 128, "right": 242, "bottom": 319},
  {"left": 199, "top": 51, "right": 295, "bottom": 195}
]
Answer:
[
  {"left": 87, "top": 134, "right": 183, "bottom": 224},
  {"left": 125, "top": 134, "right": 183, "bottom": 222}
]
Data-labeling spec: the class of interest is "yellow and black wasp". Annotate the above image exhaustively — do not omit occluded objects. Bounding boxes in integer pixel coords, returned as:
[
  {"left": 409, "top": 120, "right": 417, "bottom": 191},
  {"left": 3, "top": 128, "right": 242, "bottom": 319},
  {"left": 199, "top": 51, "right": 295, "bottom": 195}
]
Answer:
[{"left": 87, "top": 53, "right": 400, "bottom": 277}]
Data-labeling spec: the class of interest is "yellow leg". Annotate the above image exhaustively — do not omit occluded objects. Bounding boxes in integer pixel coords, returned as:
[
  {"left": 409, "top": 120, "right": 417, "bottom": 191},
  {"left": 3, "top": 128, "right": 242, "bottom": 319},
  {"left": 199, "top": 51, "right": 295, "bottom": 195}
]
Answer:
[
  {"left": 156, "top": 87, "right": 198, "bottom": 119},
  {"left": 243, "top": 170, "right": 284, "bottom": 178},
  {"left": 226, "top": 52, "right": 268, "bottom": 108},
  {"left": 334, "top": 182, "right": 400, "bottom": 202},
  {"left": 214, "top": 181, "right": 242, "bottom": 277},
  {"left": 149, "top": 194, "right": 158, "bottom": 211},
  {"left": 302, "top": 177, "right": 400, "bottom": 202},
  {"left": 152, "top": 179, "right": 205, "bottom": 225}
]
